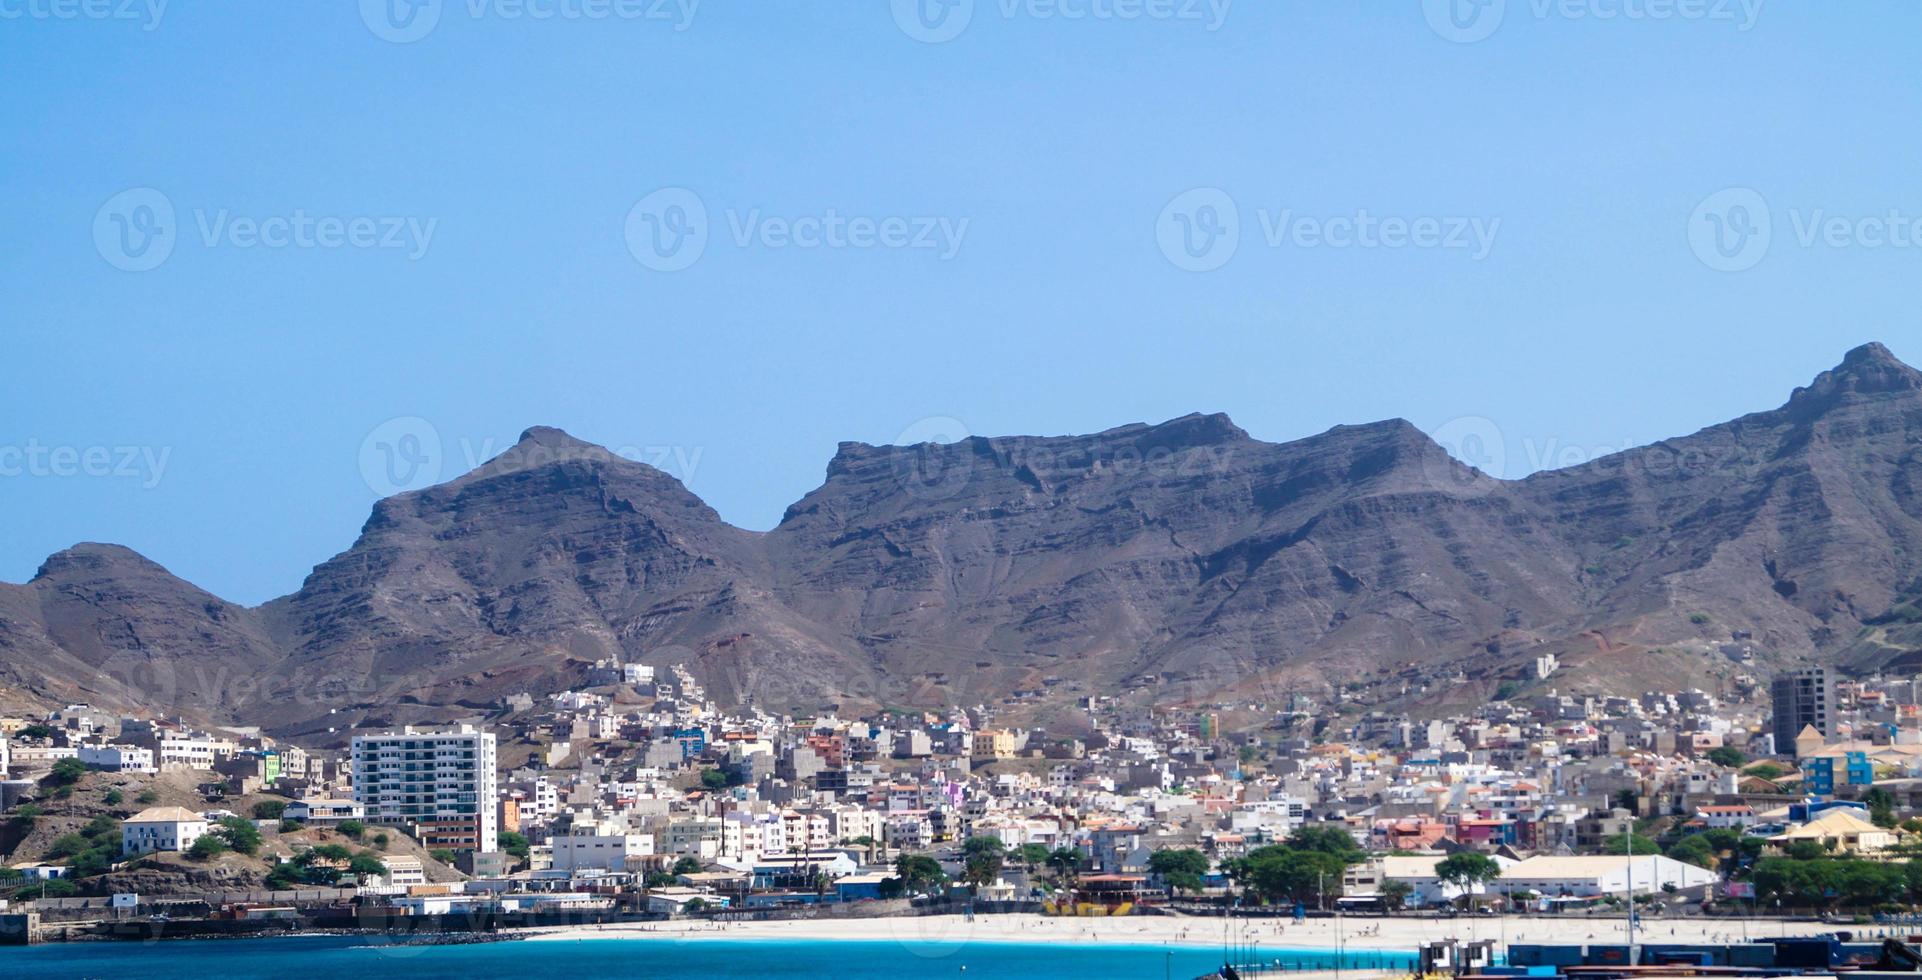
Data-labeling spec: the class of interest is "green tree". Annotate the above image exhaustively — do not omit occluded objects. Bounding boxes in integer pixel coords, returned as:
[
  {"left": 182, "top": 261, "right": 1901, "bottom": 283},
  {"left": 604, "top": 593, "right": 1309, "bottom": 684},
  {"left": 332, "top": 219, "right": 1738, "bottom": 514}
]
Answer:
[
  {"left": 135, "top": 789, "right": 159, "bottom": 805},
  {"left": 1599, "top": 833, "right": 1661, "bottom": 856},
  {"left": 430, "top": 849, "right": 457, "bottom": 865},
  {"left": 1379, "top": 878, "right": 1412, "bottom": 912},
  {"left": 44, "top": 758, "right": 88, "bottom": 787},
  {"left": 1434, "top": 852, "right": 1503, "bottom": 908},
  {"left": 1014, "top": 843, "right": 1051, "bottom": 871},
  {"left": 215, "top": 816, "right": 263, "bottom": 856},
  {"left": 1046, "top": 847, "right": 1083, "bottom": 887},
  {"left": 336, "top": 819, "right": 366, "bottom": 840},
  {"left": 1285, "top": 825, "right": 1362, "bottom": 861},
  {"left": 1863, "top": 788, "right": 1899, "bottom": 829},
  {"left": 252, "top": 800, "right": 288, "bottom": 821},
  {"left": 500, "top": 831, "right": 531, "bottom": 860},
  {"left": 35, "top": 878, "right": 79, "bottom": 899},
  {"left": 188, "top": 836, "right": 229, "bottom": 861},
  {"left": 893, "top": 853, "right": 947, "bottom": 894},
  {"left": 1232, "top": 845, "right": 1349, "bottom": 907},
  {"left": 303, "top": 843, "right": 353, "bottom": 863},
  {"left": 961, "top": 836, "right": 1006, "bottom": 889},
  {"left": 103, "top": 789, "right": 123, "bottom": 806},
  {"left": 673, "top": 855, "right": 703, "bottom": 876},
  {"left": 1706, "top": 746, "right": 1748, "bottom": 768},
  {"left": 348, "top": 854, "right": 389, "bottom": 879},
  {"left": 1666, "top": 834, "right": 1718, "bottom": 871},
  {"left": 699, "top": 768, "right": 729, "bottom": 791},
  {"left": 1148, "top": 848, "right": 1210, "bottom": 897},
  {"left": 7, "top": 803, "right": 43, "bottom": 832}
]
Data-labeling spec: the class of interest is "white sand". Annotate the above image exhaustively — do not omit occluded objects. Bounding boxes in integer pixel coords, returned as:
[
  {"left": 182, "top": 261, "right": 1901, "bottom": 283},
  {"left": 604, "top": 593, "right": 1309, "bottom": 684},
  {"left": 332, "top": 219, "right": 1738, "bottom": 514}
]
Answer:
[{"left": 519, "top": 913, "right": 1846, "bottom": 951}]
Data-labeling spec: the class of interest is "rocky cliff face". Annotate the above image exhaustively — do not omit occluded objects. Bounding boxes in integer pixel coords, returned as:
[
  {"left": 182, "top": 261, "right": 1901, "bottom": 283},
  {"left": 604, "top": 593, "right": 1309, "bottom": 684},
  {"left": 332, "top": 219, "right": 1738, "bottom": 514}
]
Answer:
[{"left": 4, "top": 344, "right": 1920, "bottom": 733}]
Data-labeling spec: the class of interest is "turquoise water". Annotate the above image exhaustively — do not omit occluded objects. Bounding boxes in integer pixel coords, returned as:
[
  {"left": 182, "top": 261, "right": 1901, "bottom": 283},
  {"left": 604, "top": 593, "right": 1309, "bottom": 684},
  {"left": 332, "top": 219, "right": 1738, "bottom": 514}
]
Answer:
[{"left": 1, "top": 935, "right": 1419, "bottom": 978}]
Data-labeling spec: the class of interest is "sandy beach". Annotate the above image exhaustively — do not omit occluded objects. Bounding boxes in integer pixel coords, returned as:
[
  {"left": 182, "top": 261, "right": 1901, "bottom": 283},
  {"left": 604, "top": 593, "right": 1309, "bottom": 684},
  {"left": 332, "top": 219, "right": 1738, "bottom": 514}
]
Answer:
[{"left": 519, "top": 913, "right": 1849, "bottom": 951}]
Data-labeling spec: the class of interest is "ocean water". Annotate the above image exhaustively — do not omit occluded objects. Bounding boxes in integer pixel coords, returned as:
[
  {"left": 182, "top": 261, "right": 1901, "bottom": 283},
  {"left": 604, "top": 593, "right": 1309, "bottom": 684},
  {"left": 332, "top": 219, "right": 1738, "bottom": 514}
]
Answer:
[{"left": 1, "top": 935, "right": 1420, "bottom": 979}]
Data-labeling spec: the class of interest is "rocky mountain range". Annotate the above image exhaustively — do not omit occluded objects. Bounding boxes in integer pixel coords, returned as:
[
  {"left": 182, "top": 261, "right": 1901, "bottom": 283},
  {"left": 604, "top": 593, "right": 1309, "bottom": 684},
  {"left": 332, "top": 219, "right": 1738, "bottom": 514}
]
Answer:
[{"left": 4, "top": 342, "right": 1921, "bottom": 738}]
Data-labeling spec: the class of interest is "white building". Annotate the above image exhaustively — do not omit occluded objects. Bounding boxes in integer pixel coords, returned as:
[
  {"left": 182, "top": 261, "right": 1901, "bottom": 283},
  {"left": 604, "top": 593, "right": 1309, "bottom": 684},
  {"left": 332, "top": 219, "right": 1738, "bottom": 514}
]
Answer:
[
  {"left": 1496, "top": 855, "right": 1718, "bottom": 901},
  {"left": 379, "top": 855, "right": 427, "bottom": 886},
  {"left": 285, "top": 798, "right": 366, "bottom": 826},
  {"left": 122, "top": 807, "right": 209, "bottom": 856},
  {"left": 78, "top": 744, "right": 157, "bottom": 774},
  {"left": 1376, "top": 854, "right": 1516, "bottom": 908},
  {"left": 551, "top": 831, "right": 655, "bottom": 872},
  {"left": 158, "top": 735, "right": 234, "bottom": 770},
  {"left": 665, "top": 817, "right": 723, "bottom": 859},
  {"left": 351, "top": 725, "right": 499, "bottom": 853}
]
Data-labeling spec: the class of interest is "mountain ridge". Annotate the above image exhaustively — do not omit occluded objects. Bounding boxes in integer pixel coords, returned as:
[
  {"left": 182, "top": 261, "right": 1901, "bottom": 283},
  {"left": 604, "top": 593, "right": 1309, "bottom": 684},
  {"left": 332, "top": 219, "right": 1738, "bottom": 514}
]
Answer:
[{"left": 4, "top": 342, "right": 1919, "bottom": 735}]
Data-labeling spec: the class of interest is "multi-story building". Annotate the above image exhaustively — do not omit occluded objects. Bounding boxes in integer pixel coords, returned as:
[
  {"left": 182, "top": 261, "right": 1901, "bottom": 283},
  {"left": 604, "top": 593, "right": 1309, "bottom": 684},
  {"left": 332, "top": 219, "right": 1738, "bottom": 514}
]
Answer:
[
  {"left": 351, "top": 725, "right": 499, "bottom": 853},
  {"left": 1772, "top": 667, "right": 1833, "bottom": 754},
  {"left": 77, "top": 744, "right": 156, "bottom": 773},
  {"left": 122, "top": 807, "right": 208, "bottom": 856},
  {"left": 550, "top": 829, "right": 654, "bottom": 872}
]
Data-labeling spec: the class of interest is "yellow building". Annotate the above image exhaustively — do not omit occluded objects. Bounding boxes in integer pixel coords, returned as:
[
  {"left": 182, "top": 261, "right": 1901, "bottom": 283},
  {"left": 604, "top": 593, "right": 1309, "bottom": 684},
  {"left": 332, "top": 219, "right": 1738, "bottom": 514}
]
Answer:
[{"left": 971, "top": 730, "right": 1017, "bottom": 761}]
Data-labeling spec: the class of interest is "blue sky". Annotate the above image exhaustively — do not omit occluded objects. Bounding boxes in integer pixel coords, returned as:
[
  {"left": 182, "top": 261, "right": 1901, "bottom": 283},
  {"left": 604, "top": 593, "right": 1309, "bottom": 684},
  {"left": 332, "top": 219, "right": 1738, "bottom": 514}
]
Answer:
[{"left": 2, "top": 1, "right": 1918, "bottom": 604}]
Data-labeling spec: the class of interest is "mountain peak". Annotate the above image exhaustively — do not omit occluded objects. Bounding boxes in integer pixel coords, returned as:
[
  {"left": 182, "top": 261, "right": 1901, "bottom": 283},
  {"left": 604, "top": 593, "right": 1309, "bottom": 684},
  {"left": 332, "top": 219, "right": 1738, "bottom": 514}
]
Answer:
[
  {"left": 1783, "top": 342, "right": 1922, "bottom": 419},
  {"left": 1834, "top": 341, "right": 1920, "bottom": 387},
  {"left": 517, "top": 425, "right": 594, "bottom": 449},
  {"left": 32, "top": 542, "right": 160, "bottom": 581}
]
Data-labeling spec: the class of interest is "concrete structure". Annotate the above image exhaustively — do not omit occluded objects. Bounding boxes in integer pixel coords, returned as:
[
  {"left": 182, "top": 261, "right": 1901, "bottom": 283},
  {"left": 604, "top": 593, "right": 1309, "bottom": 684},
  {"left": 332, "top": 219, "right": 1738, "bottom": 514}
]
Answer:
[
  {"left": 1772, "top": 667, "right": 1833, "bottom": 753},
  {"left": 76, "top": 744, "right": 155, "bottom": 774},
  {"left": 285, "top": 798, "right": 366, "bottom": 825},
  {"left": 551, "top": 831, "right": 654, "bottom": 872},
  {"left": 1495, "top": 854, "right": 1717, "bottom": 900},
  {"left": 351, "top": 725, "right": 499, "bottom": 853},
  {"left": 122, "top": 807, "right": 209, "bottom": 856}
]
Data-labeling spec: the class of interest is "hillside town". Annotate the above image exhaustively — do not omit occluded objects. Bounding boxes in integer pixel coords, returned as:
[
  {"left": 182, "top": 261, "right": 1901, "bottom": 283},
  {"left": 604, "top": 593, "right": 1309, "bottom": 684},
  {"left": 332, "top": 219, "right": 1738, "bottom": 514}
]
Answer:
[{"left": 6, "top": 659, "right": 1922, "bottom": 941}]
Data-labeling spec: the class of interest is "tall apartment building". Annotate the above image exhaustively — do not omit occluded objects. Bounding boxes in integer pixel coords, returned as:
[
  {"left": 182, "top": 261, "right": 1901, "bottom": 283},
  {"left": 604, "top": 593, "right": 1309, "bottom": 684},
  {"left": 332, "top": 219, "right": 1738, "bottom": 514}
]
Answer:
[
  {"left": 1771, "top": 666, "right": 1833, "bottom": 755},
  {"left": 351, "top": 725, "right": 498, "bottom": 853}
]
